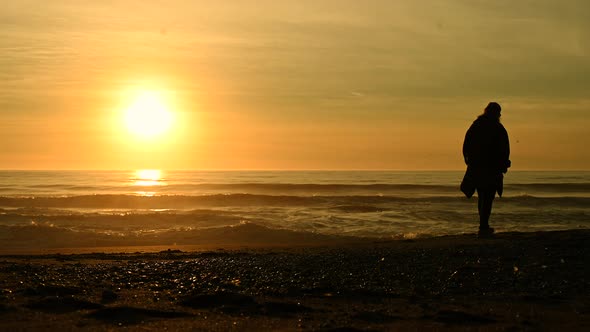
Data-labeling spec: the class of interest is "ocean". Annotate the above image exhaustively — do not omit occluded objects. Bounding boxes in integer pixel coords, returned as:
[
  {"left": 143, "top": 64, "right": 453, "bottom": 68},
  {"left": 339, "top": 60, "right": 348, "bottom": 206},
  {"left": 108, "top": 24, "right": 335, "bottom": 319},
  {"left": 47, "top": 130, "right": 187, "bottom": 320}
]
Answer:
[{"left": 0, "top": 170, "right": 588, "bottom": 250}]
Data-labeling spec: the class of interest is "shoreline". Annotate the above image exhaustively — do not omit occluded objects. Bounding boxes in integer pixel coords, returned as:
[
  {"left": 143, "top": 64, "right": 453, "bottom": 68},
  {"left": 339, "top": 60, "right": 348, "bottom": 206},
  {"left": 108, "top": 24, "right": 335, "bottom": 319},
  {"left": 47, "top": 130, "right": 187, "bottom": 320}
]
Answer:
[
  {"left": 1, "top": 229, "right": 589, "bottom": 330},
  {"left": 1, "top": 228, "right": 588, "bottom": 256}
]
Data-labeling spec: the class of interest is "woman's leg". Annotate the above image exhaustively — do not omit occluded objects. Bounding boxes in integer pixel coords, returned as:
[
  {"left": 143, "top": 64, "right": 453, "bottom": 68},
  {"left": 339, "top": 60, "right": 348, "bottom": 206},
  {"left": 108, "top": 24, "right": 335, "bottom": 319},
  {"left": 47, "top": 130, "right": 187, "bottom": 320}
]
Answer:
[{"left": 477, "top": 186, "right": 496, "bottom": 229}]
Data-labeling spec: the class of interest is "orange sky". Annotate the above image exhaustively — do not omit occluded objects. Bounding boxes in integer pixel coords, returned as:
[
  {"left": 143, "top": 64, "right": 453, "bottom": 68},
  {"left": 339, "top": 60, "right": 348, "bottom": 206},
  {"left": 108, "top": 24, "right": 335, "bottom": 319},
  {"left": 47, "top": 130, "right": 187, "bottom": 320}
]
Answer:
[{"left": 1, "top": 1, "right": 589, "bottom": 170}]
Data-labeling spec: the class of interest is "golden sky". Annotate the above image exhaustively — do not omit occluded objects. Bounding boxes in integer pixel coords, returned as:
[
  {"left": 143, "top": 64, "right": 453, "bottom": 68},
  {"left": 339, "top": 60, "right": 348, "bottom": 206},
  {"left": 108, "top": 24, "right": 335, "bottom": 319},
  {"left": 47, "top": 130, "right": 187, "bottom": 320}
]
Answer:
[{"left": 1, "top": 1, "right": 589, "bottom": 170}]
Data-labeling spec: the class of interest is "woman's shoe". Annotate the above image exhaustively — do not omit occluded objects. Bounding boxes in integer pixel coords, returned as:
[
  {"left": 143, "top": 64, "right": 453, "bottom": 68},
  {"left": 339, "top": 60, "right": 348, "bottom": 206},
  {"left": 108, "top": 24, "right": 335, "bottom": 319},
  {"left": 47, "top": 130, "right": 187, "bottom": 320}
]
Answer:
[{"left": 478, "top": 227, "right": 495, "bottom": 238}]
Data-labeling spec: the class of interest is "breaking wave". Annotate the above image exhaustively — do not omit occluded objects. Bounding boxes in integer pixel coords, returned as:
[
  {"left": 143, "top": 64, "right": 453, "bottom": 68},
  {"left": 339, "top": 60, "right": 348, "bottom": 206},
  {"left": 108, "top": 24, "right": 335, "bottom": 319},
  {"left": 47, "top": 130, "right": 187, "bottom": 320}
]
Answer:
[{"left": 1, "top": 170, "right": 589, "bottom": 251}]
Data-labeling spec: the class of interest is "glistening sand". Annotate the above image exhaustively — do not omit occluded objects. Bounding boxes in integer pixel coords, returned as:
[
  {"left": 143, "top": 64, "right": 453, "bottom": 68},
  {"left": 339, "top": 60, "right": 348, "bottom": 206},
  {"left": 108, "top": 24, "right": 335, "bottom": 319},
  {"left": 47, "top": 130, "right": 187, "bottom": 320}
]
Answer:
[{"left": 1, "top": 229, "right": 589, "bottom": 331}]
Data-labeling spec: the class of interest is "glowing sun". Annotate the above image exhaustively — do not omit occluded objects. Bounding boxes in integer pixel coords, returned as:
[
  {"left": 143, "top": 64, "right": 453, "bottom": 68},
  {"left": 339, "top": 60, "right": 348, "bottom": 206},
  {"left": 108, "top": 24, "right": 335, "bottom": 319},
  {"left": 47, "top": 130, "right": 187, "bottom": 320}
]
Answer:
[{"left": 124, "top": 90, "right": 173, "bottom": 138}]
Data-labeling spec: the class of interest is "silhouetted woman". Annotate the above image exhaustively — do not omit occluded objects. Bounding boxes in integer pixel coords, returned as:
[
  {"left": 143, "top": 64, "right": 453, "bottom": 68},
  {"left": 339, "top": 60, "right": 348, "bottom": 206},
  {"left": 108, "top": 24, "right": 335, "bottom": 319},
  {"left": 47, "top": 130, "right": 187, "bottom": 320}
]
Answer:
[{"left": 462, "top": 102, "right": 511, "bottom": 236}]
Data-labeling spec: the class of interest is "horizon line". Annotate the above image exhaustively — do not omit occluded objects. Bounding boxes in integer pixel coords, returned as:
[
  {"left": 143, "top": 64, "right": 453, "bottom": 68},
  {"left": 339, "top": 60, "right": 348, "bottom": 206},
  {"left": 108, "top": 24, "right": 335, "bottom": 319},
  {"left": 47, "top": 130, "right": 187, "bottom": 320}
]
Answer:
[{"left": 0, "top": 169, "right": 589, "bottom": 172}]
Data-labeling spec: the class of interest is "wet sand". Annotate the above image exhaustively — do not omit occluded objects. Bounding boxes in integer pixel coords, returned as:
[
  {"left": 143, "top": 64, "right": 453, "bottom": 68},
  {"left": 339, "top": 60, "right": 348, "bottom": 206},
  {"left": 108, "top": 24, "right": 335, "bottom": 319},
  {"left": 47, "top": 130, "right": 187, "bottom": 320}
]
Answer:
[{"left": 1, "top": 229, "right": 589, "bottom": 331}]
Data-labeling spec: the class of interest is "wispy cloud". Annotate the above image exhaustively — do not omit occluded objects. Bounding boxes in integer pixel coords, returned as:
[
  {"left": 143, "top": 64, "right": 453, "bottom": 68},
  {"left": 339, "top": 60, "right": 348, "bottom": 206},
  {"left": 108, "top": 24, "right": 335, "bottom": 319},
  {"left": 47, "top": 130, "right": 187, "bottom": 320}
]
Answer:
[{"left": 1, "top": 1, "right": 589, "bottom": 169}]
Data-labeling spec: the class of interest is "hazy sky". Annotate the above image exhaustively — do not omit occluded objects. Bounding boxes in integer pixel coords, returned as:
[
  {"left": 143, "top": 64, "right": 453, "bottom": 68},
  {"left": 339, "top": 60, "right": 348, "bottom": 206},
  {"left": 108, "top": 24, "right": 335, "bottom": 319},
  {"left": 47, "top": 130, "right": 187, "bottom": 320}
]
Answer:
[{"left": 1, "top": 0, "right": 589, "bottom": 170}]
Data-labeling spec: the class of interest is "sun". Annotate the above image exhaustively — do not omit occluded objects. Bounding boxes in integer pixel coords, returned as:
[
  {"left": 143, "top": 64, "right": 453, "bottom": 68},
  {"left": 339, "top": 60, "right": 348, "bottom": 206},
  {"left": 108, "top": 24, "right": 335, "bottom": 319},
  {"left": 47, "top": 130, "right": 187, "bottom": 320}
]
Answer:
[{"left": 124, "top": 90, "right": 173, "bottom": 138}]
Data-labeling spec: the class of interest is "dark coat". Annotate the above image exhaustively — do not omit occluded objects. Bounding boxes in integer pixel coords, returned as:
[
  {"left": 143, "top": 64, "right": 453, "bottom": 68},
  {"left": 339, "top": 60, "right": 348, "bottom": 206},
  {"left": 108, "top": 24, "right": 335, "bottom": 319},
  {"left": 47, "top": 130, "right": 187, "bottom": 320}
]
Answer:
[{"left": 462, "top": 114, "right": 510, "bottom": 196}]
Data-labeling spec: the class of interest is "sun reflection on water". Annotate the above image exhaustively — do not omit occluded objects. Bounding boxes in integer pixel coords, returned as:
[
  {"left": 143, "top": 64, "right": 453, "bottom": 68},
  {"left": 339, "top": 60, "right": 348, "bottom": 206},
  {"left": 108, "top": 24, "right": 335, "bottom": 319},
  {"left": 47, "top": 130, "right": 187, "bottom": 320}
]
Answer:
[{"left": 132, "top": 169, "right": 165, "bottom": 195}]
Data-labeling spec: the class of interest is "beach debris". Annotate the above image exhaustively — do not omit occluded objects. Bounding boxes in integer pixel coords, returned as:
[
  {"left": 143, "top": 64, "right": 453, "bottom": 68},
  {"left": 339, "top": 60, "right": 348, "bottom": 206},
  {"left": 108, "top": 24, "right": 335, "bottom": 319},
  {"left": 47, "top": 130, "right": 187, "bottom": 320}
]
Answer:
[{"left": 159, "top": 249, "right": 183, "bottom": 254}]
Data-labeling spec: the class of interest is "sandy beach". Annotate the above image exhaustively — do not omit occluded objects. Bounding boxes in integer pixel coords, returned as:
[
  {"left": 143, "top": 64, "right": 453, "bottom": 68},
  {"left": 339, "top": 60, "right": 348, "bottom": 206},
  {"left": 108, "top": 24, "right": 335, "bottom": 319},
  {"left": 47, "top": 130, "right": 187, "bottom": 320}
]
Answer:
[{"left": 0, "top": 229, "right": 588, "bottom": 331}]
